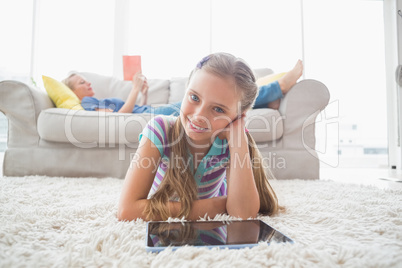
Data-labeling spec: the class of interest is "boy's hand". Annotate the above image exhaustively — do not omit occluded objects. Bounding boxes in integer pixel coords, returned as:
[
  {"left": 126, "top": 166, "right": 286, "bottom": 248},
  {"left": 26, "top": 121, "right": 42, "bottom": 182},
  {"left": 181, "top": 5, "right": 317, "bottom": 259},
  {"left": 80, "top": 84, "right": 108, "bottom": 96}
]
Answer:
[
  {"left": 140, "top": 79, "right": 149, "bottom": 105},
  {"left": 141, "top": 79, "right": 149, "bottom": 96},
  {"left": 131, "top": 71, "right": 146, "bottom": 93}
]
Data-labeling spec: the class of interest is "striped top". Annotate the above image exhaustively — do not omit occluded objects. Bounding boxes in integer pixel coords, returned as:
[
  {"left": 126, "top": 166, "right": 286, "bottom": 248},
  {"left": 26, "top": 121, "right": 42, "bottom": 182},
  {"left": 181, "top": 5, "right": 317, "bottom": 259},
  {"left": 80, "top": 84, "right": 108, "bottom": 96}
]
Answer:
[{"left": 139, "top": 115, "right": 230, "bottom": 199}]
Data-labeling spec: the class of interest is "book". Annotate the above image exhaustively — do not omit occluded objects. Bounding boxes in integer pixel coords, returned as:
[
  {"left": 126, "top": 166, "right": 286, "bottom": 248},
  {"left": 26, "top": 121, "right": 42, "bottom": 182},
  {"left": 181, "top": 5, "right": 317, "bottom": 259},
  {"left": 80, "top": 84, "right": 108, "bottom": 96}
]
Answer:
[{"left": 123, "top": 55, "right": 142, "bottom": 81}]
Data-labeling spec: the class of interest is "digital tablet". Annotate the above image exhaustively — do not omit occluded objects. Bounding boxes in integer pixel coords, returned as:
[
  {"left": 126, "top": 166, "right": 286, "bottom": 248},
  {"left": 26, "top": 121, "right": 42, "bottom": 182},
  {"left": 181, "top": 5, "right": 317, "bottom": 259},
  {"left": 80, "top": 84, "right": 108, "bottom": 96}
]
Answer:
[{"left": 145, "top": 220, "right": 294, "bottom": 253}]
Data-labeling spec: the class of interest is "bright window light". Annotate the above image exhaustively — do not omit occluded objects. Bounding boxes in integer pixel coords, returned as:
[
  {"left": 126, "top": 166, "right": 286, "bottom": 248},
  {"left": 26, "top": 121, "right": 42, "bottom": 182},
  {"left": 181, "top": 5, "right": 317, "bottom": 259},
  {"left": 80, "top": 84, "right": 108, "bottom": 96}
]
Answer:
[
  {"left": 211, "top": 0, "right": 302, "bottom": 71},
  {"left": 33, "top": 0, "right": 115, "bottom": 86},
  {"left": 0, "top": 0, "right": 390, "bottom": 168},
  {"left": 127, "top": 0, "right": 210, "bottom": 78},
  {"left": 305, "top": 0, "right": 387, "bottom": 168},
  {"left": 0, "top": 0, "right": 33, "bottom": 83}
]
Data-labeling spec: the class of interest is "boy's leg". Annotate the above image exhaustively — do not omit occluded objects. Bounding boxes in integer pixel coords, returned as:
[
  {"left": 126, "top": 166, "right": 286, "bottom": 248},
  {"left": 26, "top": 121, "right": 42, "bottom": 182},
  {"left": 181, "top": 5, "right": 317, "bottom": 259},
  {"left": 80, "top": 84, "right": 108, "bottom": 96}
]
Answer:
[
  {"left": 253, "top": 81, "right": 283, "bottom": 109},
  {"left": 254, "top": 60, "right": 303, "bottom": 110},
  {"left": 150, "top": 102, "right": 182, "bottom": 116}
]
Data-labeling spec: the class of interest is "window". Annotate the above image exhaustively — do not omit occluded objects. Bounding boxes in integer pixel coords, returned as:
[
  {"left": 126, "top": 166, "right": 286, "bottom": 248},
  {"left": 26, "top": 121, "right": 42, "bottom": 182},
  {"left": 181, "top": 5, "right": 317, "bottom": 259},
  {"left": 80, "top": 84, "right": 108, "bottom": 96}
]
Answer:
[
  {"left": 127, "top": 0, "right": 303, "bottom": 78},
  {"left": 33, "top": 0, "right": 115, "bottom": 86},
  {"left": 127, "top": 0, "right": 210, "bottom": 78},
  {"left": 211, "top": 0, "right": 302, "bottom": 71},
  {"left": 0, "top": 1, "right": 33, "bottom": 152},
  {"left": 0, "top": 0, "right": 33, "bottom": 84},
  {"left": 0, "top": 0, "right": 389, "bottom": 170},
  {"left": 304, "top": 0, "right": 387, "bottom": 168}
]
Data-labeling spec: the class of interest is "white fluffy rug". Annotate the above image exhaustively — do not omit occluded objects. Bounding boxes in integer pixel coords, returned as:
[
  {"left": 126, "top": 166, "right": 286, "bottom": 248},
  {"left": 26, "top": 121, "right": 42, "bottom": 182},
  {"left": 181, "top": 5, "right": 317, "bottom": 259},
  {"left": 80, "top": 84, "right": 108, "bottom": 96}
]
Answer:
[{"left": 1, "top": 176, "right": 401, "bottom": 268}]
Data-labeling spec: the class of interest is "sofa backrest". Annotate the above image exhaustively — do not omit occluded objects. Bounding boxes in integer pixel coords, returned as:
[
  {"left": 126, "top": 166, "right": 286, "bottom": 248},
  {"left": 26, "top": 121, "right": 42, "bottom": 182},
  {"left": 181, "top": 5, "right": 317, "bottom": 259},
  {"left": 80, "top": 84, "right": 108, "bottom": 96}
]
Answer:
[
  {"left": 167, "top": 68, "right": 274, "bottom": 104},
  {"left": 79, "top": 68, "right": 273, "bottom": 105},
  {"left": 80, "top": 72, "right": 170, "bottom": 105},
  {"left": 168, "top": 77, "right": 188, "bottom": 103}
]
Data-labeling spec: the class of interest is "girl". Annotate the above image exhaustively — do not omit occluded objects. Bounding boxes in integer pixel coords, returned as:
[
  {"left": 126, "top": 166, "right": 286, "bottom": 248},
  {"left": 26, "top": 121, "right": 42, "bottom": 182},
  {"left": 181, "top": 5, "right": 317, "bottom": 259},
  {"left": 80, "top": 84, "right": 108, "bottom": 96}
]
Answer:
[{"left": 118, "top": 52, "right": 283, "bottom": 221}]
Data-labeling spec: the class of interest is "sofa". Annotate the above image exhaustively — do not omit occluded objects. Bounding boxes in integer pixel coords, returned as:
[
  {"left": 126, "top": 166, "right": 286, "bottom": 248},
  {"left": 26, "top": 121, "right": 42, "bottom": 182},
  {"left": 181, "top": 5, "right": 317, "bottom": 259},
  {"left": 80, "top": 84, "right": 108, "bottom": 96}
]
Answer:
[{"left": 0, "top": 68, "right": 329, "bottom": 180}]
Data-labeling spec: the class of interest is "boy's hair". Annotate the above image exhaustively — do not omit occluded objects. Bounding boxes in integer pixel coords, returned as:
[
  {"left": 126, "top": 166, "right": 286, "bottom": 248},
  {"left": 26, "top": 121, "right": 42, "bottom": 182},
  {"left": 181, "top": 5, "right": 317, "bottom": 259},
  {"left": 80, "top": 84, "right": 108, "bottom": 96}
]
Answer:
[
  {"left": 62, "top": 72, "right": 78, "bottom": 90},
  {"left": 144, "top": 52, "right": 280, "bottom": 220}
]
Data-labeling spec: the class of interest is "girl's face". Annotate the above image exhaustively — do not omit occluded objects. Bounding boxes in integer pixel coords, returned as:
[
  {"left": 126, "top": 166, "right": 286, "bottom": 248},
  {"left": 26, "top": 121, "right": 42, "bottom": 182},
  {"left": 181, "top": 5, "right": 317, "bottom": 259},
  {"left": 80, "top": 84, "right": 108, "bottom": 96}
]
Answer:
[
  {"left": 180, "top": 69, "right": 242, "bottom": 147},
  {"left": 70, "top": 75, "right": 94, "bottom": 100}
]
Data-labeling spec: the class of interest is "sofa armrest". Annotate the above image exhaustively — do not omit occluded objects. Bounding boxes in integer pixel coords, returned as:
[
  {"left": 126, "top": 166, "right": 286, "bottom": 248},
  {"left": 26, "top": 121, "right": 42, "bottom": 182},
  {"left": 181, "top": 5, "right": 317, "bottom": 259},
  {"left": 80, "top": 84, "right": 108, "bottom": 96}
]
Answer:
[
  {"left": 0, "top": 80, "right": 54, "bottom": 147},
  {"left": 278, "top": 79, "right": 330, "bottom": 150}
]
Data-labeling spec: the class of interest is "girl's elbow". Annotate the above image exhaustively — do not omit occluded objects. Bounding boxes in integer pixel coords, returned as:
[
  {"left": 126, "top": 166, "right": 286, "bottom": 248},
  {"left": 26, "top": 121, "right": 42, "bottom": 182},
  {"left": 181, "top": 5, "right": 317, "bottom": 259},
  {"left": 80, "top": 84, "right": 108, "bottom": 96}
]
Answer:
[
  {"left": 227, "top": 206, "right": 259, "bottom": 220},
  {"left": 228, "top": 211, "right": 257, "bottom": 220},
  {"left": 227, "top": 201, "right": 260, "bottom": 220},
  {"left": 238, "top": 210, "right": 259, "bottom": 220},
  {"left": 117, "top": 207, "right": 131, "bottom": 221},
  {"left": 249, "top": 209, "right": 259, "bottom": 219},
  {"left": 117, "top": 206, "right": 145, "bottom": 221}
]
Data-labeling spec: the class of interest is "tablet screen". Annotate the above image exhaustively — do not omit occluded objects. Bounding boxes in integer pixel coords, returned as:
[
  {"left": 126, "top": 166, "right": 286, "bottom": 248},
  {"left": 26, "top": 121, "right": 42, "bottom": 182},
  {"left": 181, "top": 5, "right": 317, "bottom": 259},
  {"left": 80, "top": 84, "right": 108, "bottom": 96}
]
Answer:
[{"left": 146, "top": 220, "right": 293, "bottom": 250}]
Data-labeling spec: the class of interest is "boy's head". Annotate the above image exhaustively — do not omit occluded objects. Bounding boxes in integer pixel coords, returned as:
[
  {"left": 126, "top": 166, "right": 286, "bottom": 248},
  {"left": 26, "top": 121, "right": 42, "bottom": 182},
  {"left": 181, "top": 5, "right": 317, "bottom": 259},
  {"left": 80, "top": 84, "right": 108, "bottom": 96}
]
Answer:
[{"left": 62, "top": 73, "right": 94, "bottom": 100}]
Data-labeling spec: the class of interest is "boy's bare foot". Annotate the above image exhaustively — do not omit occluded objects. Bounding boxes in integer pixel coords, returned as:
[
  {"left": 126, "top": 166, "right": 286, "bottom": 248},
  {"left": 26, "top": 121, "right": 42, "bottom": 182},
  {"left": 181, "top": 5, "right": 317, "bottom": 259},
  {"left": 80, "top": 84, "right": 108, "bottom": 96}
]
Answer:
[
  {"left": 278, "top": 60, "right": 303, "bottom": 94},
  {"left": 266, "top": 60, "right": 303, "bottom": 110}
]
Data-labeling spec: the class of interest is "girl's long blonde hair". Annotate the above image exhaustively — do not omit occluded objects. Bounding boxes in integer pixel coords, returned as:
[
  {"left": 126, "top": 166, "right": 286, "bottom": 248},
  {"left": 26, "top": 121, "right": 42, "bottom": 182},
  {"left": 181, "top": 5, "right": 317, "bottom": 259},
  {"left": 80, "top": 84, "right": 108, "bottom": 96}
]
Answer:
[{"left": 144, "top": 52, "right": 280, "bottom": 220}]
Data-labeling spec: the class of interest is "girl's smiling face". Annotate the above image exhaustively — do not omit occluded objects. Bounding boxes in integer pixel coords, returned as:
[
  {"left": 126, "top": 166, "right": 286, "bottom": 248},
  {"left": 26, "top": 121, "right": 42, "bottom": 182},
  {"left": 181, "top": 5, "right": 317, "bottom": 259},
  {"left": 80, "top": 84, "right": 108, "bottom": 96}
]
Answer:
[{"left": 180, "top": 69, "right": 241, "bottom": 147}]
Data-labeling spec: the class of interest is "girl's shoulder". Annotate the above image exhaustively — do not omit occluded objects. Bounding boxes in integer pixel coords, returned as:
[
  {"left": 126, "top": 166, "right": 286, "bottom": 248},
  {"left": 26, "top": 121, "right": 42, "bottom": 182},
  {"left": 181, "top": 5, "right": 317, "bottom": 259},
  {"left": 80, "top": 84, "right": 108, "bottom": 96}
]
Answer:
[
  {"left": 150, "top": 115, "right": 177, "bottom": 128},
  {"left": 141, "top": 115, "right": 178, "bottom": 156},
  {"left": 145, "top": 115, "right": 178, "bottom": 138}
]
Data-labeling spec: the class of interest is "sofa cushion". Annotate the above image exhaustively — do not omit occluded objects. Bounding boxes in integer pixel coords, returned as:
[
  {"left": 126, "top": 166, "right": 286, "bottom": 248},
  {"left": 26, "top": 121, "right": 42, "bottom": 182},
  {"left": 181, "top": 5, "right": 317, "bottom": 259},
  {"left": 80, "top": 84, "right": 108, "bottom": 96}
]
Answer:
[
  {"left": 38, "top": 108, "right": 152, "bottom": 146},
  {"left": 37, "top": 108, "right": 283, "bottom": 146},
  {"left": 79, "top": 72, "right": 170, "bottom": 105},
  {"left": 246, "top": 109, "right": 283, "bottom": 142}
]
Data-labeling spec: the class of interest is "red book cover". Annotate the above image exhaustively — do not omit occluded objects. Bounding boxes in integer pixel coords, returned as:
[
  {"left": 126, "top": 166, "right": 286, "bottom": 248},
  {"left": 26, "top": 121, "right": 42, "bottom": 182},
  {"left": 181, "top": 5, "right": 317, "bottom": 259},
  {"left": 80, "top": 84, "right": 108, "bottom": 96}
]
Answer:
[{"left": 123, "top": 55, "right": 142, "bottom": 81}]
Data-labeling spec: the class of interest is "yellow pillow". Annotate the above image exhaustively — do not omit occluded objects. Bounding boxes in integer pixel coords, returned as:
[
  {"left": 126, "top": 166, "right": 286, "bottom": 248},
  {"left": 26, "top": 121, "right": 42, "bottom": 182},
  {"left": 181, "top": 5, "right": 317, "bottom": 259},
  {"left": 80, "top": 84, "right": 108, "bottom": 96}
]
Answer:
[
  {"left": 42, "top": 75, "right": 84, "bottom": 110},
  {"left": 256, "top": 72, "right": 287, "bottom": 87}
]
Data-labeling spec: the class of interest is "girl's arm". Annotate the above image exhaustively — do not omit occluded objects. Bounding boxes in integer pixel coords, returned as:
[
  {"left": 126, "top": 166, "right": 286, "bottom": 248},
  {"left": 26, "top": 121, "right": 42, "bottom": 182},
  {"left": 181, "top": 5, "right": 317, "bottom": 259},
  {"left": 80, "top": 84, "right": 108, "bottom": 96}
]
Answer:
[
  {"left": 188, "top": 196, "right": 227, "bottom": 220},
  {"left": 221, "top": 116, "right": 260, "bottom": 219},
  {"left": 117, "top": 136, "right": 160, "bottom": 220},
  {"left": 117, "top": 72, "right": 148, "bottom": 113},
  {"left": 117, "top": 136, "right": 227, "bottom": 221}
]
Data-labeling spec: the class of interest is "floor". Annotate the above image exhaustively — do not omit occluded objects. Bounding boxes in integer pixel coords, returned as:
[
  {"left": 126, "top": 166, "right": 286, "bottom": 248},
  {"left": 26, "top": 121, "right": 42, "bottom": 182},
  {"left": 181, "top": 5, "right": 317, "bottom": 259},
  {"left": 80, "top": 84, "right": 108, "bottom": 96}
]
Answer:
[
  {"left": 1, "top": 152, "right": 401, "bottom": 190},
  {"left": 0, "top": 152, "right": 3, "bottom": 177},
  {"left": 320, "top": 167, "right": 402, "bottom": 190}
]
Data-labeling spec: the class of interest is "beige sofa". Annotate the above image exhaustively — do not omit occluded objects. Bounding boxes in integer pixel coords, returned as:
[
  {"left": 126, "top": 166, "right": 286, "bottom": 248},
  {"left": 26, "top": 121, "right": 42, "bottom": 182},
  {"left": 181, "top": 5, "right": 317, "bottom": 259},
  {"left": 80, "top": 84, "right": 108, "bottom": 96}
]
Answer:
[{"left": 0, "top": 69, "right": 329, "bottom": 180}]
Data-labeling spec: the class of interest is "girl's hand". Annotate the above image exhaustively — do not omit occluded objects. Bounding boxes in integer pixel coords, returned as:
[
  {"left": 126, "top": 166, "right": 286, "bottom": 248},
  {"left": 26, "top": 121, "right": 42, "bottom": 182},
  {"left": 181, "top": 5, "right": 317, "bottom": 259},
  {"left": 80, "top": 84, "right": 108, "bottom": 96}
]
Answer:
[{"left": 218, "top": 113, "right": 247, "bottom": 147}]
